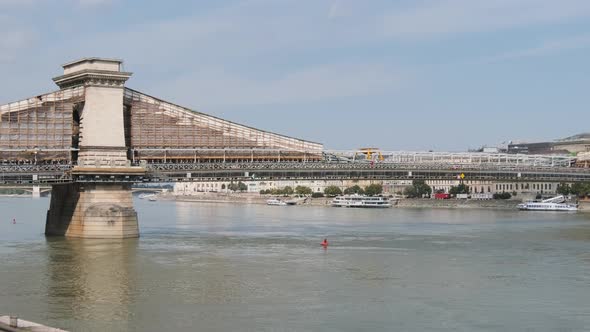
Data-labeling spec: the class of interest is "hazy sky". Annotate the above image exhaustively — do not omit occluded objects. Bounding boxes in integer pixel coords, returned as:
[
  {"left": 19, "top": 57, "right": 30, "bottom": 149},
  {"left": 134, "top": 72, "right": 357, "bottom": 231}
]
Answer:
[{"left": 1, "top": 0, "right": 589, "bottom": 151}]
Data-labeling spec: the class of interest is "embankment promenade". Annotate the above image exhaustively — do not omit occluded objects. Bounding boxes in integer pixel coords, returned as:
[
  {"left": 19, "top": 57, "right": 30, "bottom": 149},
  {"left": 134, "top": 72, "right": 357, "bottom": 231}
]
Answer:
[{"left": 163, "top": 193, "right": 590, "bottom": 212}]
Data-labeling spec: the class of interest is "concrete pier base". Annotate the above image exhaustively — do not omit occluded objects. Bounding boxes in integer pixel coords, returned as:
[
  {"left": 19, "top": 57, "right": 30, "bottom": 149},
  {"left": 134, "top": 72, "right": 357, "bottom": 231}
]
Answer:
[
  {"left": 32, "top": 185, "right": 41, "bottom": 198},
  {"left": 46, "top": 183, "right": 139, "bottom": 238}
]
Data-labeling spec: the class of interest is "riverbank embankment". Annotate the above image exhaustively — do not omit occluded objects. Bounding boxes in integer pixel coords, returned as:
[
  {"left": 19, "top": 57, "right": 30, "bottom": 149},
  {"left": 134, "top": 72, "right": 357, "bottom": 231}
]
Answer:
[
  {"left": 164, "top": 192, "right": 333, "bottom": 206},
  {"left": 162, "top": 193, "right": 590, "bottom": 212},
  {"left": 396, "top": 198, "right": 521, "bottom": 210},
  {"left": 162, "top": 193, "right": 528, "bottom": 210}
]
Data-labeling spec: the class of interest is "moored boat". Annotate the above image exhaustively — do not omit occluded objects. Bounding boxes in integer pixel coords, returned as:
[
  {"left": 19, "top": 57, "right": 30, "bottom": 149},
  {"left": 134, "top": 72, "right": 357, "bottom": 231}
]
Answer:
[
  {"left": 331, "top": 194, "right": 391, "bottom": 208},
  {"left": 266, "top": 198, "right": 287, "bottom": 206},
  {"left": 518, "top": 195, "right": 578, "bottom": 211}
]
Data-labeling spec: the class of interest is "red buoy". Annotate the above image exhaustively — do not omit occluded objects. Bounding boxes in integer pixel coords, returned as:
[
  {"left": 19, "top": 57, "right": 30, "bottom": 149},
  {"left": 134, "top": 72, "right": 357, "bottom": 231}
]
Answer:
[{"left": 321, "top": 238, "right": 328, "bottom": 247}]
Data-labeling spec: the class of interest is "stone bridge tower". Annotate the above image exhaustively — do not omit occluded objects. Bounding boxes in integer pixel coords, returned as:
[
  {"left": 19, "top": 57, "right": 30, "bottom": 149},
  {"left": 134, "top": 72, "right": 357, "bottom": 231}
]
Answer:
[
  {"left": 45, "top": 58, "right": 145, "bottom": 238},
  {"left": 53, "top": 58, "right": 131, "bottom": 167}
]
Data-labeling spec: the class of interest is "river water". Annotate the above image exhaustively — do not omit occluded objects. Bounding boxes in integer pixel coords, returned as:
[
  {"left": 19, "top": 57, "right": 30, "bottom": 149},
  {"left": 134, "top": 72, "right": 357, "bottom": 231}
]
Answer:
[{"left": 1, "top": 196, "right": 590, "bottom": 331}]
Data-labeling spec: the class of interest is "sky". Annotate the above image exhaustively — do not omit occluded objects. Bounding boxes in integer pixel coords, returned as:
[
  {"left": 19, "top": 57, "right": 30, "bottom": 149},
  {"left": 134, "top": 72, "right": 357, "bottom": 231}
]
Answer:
[{"left": 1, "top": 0, "right": 589, "bottom": 151}]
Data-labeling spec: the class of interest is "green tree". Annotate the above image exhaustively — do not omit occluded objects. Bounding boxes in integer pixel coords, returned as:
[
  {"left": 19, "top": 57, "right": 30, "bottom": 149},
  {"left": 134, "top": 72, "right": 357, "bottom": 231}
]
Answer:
[
  {"left": 493, "top": 192, "right": 512, "bottom": 199},
  {"left": 237, "top": 181, "right": 248, "bottom": 192},
  {"left": 570, "top": 182, "right": 590, "bottom": 197},
  {"left": 556, "top": 183, "right": 571, "bottom": 196},
  {"left": 324, "top": 186, "right": 343, "bottom": 196},
  {"left": 364, "top": 184, "right": 383, "bottom": 196},
  {"left": 416, "top": 180, "right": 432, "bottom": 197},
  {"left": 570, "top": 183, "right": 582, "bottom": 196},
  {"left": 295, "top": 186, "right": 313, "bottom": 196},
  {"left": 403, "top": 186, "right": 418, "bottom": 198},
  {"left": 282, "top": 186, "right": 294, "bottom": 195},
  {"left": 404, "top": 180, "right": 432, "bottom": 198},
  {"left": 449, "top": 183, "right": 469, "bottom": 196},
  {"left": 227, "top": 182, "right": 239, "bottom": 192},
  {"left": 344, "top": 185, "right": 364, "bottom": 195}
]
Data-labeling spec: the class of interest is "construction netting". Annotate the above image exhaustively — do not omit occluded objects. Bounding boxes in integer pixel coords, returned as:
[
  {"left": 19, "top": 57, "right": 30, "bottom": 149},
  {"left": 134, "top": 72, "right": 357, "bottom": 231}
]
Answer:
[
  {"left": 124, "top": 88, "right": 323, "bottom": 162},
  {"left": 0, "top": 86, "right": 84, "bottom": 163}
]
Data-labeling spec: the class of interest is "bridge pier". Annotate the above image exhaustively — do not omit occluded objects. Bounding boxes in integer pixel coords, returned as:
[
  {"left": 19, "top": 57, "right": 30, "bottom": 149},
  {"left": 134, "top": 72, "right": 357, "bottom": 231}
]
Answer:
[
  {"left": 44, "top": 58, "right": 143, "bottom": 239},
  {"left": 45, "top": 182, "right": 139, "bottom": 238},
  {"left": 32, "top": 185, "right": 40, "bottom": 198}
]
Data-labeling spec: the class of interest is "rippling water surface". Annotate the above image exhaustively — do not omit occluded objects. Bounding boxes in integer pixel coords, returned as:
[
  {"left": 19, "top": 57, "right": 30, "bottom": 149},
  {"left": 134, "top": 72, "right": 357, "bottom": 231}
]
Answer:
[{"left": 1, "top": 197, "right": 590, "bottom": 331}]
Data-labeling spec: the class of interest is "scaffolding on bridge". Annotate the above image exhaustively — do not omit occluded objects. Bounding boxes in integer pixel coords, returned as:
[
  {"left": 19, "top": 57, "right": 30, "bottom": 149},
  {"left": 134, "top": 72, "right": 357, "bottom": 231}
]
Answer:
[
  {"left": 0, "top": 86, "right": 324, "bottom": 165},
  {"left": 123, "top": 89, "right": 323, "bottom": 163},
  {"left": 0, "top": 86, "right": 85, "bottom": 164},
  {"left": 0, "top": 86, "right": 580, "bottom": 170}
]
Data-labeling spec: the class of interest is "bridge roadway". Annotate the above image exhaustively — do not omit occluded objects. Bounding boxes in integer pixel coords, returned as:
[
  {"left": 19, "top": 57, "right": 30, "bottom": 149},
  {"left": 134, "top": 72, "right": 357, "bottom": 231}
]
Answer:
[{"left": 2, "top": 161, "right": 590, "bottom": 184}]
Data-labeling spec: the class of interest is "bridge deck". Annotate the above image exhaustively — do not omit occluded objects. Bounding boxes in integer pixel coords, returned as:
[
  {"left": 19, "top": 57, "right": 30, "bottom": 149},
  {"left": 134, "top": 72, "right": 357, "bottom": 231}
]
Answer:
[{"left": 1, "top": 161, "right": 589, "bottom": 184}]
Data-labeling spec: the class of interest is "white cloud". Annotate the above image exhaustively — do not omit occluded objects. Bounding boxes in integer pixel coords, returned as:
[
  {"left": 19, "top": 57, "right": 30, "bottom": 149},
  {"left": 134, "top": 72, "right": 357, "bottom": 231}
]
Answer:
[
  {"left": 381, "top": 0, "right": 590, "bottom": 40},
  {"left": 149, "top": 63, "right": 406, "bottom": 108},
  {"left": 65, "top": 0, "right": 590, "bottom": 108},
  {"left": 479, "top": 34, "right": 590, "bottom": 63},
  {"left": 71, "top": 0, "right": 381, "bottom": 65},
  {"left": 73, "top": 0, "right": 590, "bottom": 67},
  {"left": 328, "top": 0, "right": 354, "bottom": 19},
  {"left": 52, "top": 0, "right": 407, "bottom": 107},
  {"left": 0, "top": 0, "right": 111, "bottom": 7},
  {"left": 0, "top": 17, "right": 37, "bottom": 63},
  {"left": 0, "top": 0, "right": 28, "bottom": 4},
  {"left": 77, "top": 0, "right": 112, "bottom": 6}
]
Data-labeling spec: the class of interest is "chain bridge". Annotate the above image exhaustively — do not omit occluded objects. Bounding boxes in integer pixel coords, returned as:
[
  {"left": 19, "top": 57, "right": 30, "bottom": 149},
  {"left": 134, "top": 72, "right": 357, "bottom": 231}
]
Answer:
[{"left": 1, "top": 58, "right": 588, "bottom": 238}]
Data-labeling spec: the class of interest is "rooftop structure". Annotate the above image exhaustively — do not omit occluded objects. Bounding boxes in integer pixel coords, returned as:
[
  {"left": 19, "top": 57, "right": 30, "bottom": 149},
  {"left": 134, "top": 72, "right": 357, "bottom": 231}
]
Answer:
[
  {"left": 507, "top": 133, "right": 590, "bottom": 155},
  {"left": 557, "top": 133, "right": 590, "bottom": 142}
]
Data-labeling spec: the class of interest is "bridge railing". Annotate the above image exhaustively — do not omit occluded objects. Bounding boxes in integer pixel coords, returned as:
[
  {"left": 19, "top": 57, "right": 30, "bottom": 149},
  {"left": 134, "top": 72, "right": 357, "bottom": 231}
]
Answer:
[
  {"left": 1, "top": 158, "right": 589, "bottom": 185},
  {"left": 141, "top": 161, "right": 589, "bottom": 173},
  {"left": 323, "top": 150, "right": 576, "bottom": 168},
  {"left": 1, "top": 158, "right": 587, "bottom": 173}
]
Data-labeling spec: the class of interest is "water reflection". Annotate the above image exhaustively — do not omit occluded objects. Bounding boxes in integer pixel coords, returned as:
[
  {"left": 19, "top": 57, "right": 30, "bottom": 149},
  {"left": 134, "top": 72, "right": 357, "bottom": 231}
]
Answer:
[{"left": 45, "top": 238, "right": 138, "bottom": 329}]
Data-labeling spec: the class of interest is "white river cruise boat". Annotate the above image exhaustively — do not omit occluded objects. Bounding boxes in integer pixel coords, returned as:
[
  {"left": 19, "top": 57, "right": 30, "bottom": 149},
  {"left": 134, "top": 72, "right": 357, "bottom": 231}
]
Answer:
[
  {"left": 266, "top": 198, "right": 287, "bottom": 206},
  {"left": 332, "top": 194, "right": 392, "bottom": 208},
  {"left": 518, "top": 195, "right": 578, "bottom": 211}
]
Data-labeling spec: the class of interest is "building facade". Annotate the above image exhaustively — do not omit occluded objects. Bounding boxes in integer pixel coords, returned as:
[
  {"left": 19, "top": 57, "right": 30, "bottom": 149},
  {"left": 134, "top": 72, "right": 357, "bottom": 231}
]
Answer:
[{"left": 174, "top": 179, "right": 560, "bottom": 197}]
